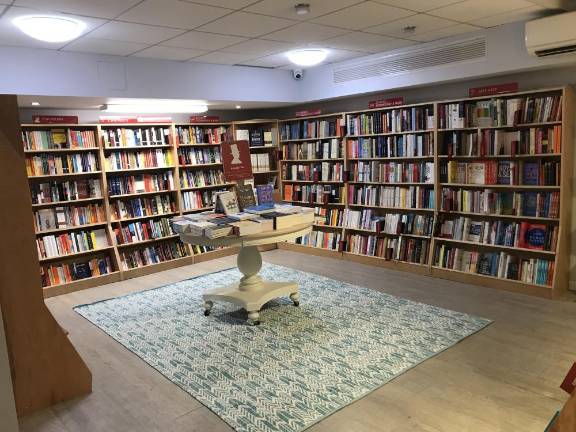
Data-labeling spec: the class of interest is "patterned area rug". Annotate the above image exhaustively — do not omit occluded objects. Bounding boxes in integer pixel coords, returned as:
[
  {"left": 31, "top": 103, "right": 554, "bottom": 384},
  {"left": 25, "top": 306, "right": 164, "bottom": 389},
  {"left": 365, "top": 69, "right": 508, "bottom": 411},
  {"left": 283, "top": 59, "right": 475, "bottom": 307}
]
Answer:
[{"left": 75, "top": 263, "right": 490, "bottom": 432}]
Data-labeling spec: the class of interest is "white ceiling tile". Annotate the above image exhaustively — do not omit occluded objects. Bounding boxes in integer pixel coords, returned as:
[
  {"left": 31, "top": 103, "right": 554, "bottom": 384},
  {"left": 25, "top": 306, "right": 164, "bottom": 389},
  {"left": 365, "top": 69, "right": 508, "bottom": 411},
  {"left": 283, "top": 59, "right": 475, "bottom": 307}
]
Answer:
[
  {"left": 429, "top": 0, "right": 535, "bottom": 22},
  {"left": 240, "top": 53, "right": 291, "bottom": 68},
  {"left": 0, "top": 6, "right": 105, "bottom": 50},
  {"left": 264, "top": 22, "right": 349, "bottom": 43},
  {"left": 118, "top": 0, "right": 230, "bottom": 29},
  {"left": 366, "top": 14, "right": 458, "bottom": 37},
  {"left": 62, "top": 38, "right": 149, "bottom": 55},
  {"left": 221, "top": 39, "right": 294, "bottom": 56},
  {"left": 245, "top": 0, "right": 365, "bottom": 20},
  {"left": 161, "top": 30, "right": 247, "bottom": 50},
  {"left": 131, "top": 45, "right": 208, "bottom": 60},
  {"left": 312, "top": 2, "right": 416, "bottom": 30},
  {"left": 371, "top": 0, "right": 465, "bottom": 12},
  {"left": 407, "top": 23, "right": 480, "bottom": 42},
  {"left": 326, "top": 48, "right": 371, "bottom": 62},
  {"left": 323, "top": 32, "right": 416, "bottom": 52},
  {"left": 89, "top": 21, "right": 185, "bottom": 45},
  {"left": 471, "top": 5, "right": 548, "bottom": 28},
  {"left": 197, "top": 11, "right": 296, "bottom": 37},
  {"left": 13, "top": 0, "right": 142, "bottom": 19},
  {"left": 187, "top": 0, "right": 258, "bottom": 8},
  {"left": 190, "top": 51, "right": 256, "bottom": 65}
]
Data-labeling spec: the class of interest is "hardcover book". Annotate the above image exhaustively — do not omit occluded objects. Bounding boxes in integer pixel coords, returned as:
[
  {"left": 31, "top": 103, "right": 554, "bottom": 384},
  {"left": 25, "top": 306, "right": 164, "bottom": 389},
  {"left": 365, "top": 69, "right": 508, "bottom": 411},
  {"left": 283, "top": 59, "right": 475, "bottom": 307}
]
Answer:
[
  {"left": 215, "top": 191, "right": 240, "bottom": 215},
  {"left": 518, "top": 222, "right": 547, "bottom": 250},
  {"left": 235, "top": 183, "right": 257, "bottom": 210},
  {"left": 256, "top": 184, "right": 274, "bottom": 207},
  {"left": 522, "top": 162, "right": 540, "bottom": 185}
]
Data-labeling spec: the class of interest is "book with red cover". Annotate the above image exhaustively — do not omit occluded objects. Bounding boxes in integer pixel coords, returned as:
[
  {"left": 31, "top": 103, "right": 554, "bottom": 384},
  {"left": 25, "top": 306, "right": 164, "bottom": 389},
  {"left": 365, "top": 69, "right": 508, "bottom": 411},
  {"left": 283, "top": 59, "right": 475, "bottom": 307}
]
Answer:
[{"left": 518, "top": 222, "right": 547, "bottom": 250}]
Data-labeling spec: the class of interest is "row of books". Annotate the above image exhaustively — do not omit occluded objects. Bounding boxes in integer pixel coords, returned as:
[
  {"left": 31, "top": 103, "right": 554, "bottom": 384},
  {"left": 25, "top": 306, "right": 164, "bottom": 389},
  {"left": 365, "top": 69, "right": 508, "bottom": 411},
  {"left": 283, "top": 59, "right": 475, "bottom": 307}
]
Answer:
[
  {"left": 281, "top": 118, "right": 344, "bottom": 140},
  {"left": 26, "top": 153, "right": 100, "bottom": 176},
  {"left": 22, "top": 129, "right": 97, "bottom": 150},
  {"left": 180, "top": 169, "right": 226, "bottom": 189},
  {"left": 441, "top": 126, "right": 562, "bottom": 156},
  {"left": 437, "top": 217, "right": 558, "bottom": 251},
  {"left": 40, "top": 256, "right": 113, "bottom": 288},
  {"left": 34, "top": 204, "right": 105, "bottom": 232},
  {"left": 314, "top": 207, "right": 344, "bottom": 227},
  {"left": 178, "top": 147, "right": 221, "bottom": 165},
  {"left": 345, "top": 233, "right": 430, "bottom": 264},
  {"left": 442, "top": 160, "right": 559, "bottom": 186},
  {"left": 36, "top": 228, "right": 109, "bottom": 259},
  {"left": 346, "top": 106, "right": 435, "bottom": 135},
  {"left": 120, "top": 241, "right": 189, "bottom": 270},
  {"left": 182, "top": 189, "right": 226, "bottom": 211},
  {"left": 347, "top": 134, "right": 434, "bottom": 159},
  {"left": 282, "top": 139, "right": 341, "bottom": 160},
  {"left": 235, "top": 129, "right": 275, "bottom": 147},
  {"left": 108, "top": 173, "right": 175, "bottom": 196},
  {"left": 295, "top": 231, "right": 341, "bottom": 251},
  {"left": 283, "top": 162, "right": 343, "bottom": 182},
  {"left": 440, "top": 189, "right": 559, "bottom": 218},
  {"left": 175, "top": 126, "right": 228, "bottom": 145},
  {"left": 349, "top": 161, "right": 434, "bottom": 184},
  {"left": 433, "top": 244, "right": 554, "bottom": 286},
  {"left": 30, "top": 179, "right": 102, "bottom": 204},
  {"left": 251, "top": 154, "right": 272, "bottom": 172},
  {"left": 110, "top": 195, "right": 176, "bottom": 221},
  {"left": 283, "top": 184, "right": 344, "bottom": 204},
  {"left": 347, "top": 185, "right": 434, "bottom": 209},
  {"left": 102, "top": 127, "right": 172, "bottom": 148},
  {"left": 105, "top": 149, "right": 173, "bottom": 171},
  {"left": 438, "top": 95, "right": 562, "bottom": 129},
  {"left": 343, "top": 208, "right": 433, "bottom": 236},
  {"left": 113, "top": 217, "right": 174, "bottom": 245}
]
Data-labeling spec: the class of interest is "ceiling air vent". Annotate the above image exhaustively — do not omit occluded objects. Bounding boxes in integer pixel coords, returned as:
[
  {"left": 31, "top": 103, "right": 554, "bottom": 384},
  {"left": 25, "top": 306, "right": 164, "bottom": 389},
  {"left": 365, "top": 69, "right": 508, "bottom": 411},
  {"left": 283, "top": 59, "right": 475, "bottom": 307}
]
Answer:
[{"left": 333, "top": 37, "right": 487, "bottom": 84}]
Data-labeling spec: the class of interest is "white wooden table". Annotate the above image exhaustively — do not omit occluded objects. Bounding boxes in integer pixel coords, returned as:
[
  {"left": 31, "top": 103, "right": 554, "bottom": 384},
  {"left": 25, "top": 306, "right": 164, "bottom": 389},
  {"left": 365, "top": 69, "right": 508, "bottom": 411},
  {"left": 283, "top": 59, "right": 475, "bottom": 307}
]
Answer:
[{"left": 179, "top": 223, "right": 312, "bottom": 325}]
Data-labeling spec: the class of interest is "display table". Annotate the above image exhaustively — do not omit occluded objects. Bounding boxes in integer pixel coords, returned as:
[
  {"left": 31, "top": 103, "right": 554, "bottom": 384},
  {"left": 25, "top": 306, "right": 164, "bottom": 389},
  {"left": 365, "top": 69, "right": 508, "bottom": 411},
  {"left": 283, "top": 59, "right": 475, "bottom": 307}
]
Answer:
[{"left": 179, "top": 222, "right": 312, "bottom": 325}]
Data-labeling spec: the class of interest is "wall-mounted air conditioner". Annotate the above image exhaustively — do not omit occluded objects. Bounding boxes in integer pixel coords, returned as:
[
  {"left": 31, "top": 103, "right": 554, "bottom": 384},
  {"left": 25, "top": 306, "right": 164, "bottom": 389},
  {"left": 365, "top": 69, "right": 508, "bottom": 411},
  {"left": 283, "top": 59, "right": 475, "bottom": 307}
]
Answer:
[{"left": 526, "top": 11, "right": 576, "bottom": 57}]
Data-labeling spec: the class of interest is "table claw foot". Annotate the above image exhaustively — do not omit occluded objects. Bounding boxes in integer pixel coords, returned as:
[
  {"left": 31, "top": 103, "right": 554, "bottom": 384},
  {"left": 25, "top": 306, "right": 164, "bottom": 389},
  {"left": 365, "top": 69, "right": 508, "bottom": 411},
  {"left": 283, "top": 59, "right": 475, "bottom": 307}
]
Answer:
[
  {"left": 247, "top": 310, "right": 260, "bottom": 326},
  {"left": 203, "top": 300, "right": 214, "bottom": 317},
  {"left": 289, "top": 292, "right": 300, "bottom": 307}
]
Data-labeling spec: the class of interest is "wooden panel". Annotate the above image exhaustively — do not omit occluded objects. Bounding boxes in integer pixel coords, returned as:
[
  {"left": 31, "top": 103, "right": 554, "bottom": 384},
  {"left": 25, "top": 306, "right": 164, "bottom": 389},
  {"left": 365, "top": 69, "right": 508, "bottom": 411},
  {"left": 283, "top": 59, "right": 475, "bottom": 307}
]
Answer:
[
  {"left": 0, "top": 95, "right": 91, "bottom": 415},
  {"left": 43, "top": 272, "right": 122, "bottom": 299},
  {"left": 550, "top": 391, "right": 576, "bottom": 432},
  {"left": 120, "top": 256, "right": 195, "bottom": 280}
]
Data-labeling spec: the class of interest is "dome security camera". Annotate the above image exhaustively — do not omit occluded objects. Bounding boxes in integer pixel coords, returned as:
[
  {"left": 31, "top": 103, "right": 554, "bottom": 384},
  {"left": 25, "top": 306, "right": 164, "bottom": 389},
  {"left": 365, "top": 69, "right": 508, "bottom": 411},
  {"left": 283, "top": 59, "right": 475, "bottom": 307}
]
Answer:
[{"left": 292, "top": 69, "right": 304, "bottom": 80}]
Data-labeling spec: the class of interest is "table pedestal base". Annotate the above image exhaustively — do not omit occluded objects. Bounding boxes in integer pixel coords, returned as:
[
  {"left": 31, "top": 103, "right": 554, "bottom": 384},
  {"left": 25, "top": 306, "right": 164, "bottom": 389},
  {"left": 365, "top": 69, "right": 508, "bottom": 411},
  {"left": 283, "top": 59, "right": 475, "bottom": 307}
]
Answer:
[{"left": 202, "top": 245, "right": 300, "bottom": 325}]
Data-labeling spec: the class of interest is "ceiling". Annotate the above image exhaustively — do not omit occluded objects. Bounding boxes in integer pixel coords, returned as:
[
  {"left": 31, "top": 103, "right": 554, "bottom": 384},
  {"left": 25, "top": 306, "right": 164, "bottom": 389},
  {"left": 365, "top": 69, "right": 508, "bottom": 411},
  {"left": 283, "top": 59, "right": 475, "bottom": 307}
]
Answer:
[{"left": 0, "top": 0, "right": 560, "bottom": 68}]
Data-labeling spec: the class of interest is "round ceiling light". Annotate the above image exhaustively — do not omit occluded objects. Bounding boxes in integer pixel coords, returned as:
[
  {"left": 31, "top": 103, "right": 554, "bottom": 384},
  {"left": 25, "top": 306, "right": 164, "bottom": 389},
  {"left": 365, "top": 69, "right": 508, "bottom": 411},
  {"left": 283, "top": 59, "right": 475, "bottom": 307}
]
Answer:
[
  {"left": 286, "top": 48, "right": 328, "bottom": 67},
  {"left": 13, "top": 15, "right": 86, "bottom": 43}
]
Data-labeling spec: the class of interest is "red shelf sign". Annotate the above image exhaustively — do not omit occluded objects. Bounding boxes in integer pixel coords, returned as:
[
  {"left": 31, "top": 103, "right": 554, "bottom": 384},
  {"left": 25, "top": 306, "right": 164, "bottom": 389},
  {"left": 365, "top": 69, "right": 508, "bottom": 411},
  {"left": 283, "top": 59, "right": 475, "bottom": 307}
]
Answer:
[
  {"left": 32, "top": 115, "right": 78, "bottom": 124},
  {"left": 222, "top": 140, "right": 253, "bottom": 181},
  {"left": 99, "top": 116, "right": 172, "bottom": 124},
  {"left": 295, "top": 109, "right": 321, "bottom": 117},
  {"left": 190, "top": 115, "right": 220, "bottom": 123},
  {"left": 368, "top": 97, "right": 404, "bottom": 109},
  {"left": 469, "top": 83, "right": 519, "bottom": 98}
]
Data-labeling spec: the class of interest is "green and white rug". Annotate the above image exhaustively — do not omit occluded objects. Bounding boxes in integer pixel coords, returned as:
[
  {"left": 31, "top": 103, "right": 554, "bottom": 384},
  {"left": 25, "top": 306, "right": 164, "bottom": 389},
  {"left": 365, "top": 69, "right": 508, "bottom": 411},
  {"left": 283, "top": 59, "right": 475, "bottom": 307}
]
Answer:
[{"left": 75, "top": 263, "right": 490, "bottom": 432}]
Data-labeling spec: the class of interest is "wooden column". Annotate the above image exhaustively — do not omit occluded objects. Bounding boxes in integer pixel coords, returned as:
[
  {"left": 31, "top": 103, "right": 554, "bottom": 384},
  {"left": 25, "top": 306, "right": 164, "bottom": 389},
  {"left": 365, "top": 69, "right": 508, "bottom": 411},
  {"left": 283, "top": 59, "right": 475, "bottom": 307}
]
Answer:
[
  {"left": 0, "top": 95, "right": 91, "bottom": 415},
  {"left": 550, "top": 390, "right": 576, "bottom": 432}
]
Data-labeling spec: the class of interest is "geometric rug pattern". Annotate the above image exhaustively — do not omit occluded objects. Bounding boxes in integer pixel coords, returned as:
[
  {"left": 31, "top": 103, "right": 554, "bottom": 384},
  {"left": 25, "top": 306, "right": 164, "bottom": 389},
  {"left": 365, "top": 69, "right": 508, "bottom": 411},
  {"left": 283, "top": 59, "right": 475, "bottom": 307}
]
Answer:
[{"left": 75, "top": 263, "right": 491, "bottom": 432}]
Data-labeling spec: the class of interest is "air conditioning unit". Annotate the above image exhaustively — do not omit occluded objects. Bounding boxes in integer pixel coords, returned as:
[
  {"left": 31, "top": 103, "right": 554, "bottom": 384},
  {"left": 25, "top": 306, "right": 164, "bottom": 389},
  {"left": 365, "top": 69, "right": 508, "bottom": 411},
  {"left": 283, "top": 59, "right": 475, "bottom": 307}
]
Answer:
[{"left": 526, "top": 11, "right": 576, "bottom": 57}]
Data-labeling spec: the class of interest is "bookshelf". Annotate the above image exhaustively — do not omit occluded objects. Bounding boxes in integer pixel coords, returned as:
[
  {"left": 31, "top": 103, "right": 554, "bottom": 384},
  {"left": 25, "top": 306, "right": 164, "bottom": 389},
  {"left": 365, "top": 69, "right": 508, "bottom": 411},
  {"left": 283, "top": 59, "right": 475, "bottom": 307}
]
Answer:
[
  {"left": 232, "top": 119, "right": 280, "bottom": 189},
  {"left": 279, "top": 113, "right": 347, "bottom": 251},
  {"left": 278, "top": 87, "right": 574, "bottom": 299}
]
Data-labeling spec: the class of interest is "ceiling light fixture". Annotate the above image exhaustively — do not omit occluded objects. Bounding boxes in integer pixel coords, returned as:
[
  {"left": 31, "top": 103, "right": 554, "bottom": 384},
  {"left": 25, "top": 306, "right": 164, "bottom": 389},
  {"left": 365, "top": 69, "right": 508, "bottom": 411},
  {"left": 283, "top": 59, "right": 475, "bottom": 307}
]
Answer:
[
  {"left": 286, "top": 48, "right": 328, "bottom": 67},
  {"left": 103, "top": 102, "right": 208, "bottom": 114},
  {"left": 31, "top": 102, "right": 40, "bottom": 106},
  {"left": 13, "top": 15, "right": 86, "bottom": 43},
  {"left": 294, "top": 3, "right": 310, "bottom": 16},
  {"left": 235, "top": 105, "right": 242, "bottom": 109}
]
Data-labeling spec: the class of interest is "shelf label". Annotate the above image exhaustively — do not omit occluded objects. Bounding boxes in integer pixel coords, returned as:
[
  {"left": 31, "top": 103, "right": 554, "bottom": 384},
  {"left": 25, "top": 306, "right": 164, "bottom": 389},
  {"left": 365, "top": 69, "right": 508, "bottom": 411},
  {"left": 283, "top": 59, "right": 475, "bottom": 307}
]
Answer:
[
  {"left": 222, "top": 140, "right": 253, "bottom": 181},
  {"left": 99, "top": 116, "right": 172, "bottom": 124},
  {"left": 560, "top": 362, "right": 576, "bottom": 394},
  {"left": 190, "top": 115, "right": 220, "bottom": 123},
  {"left": 295, "top": 109, "right": 321, "bottom": 117},
  {"left": 32, "top": 115, "right": 78, "bottom": 124},
  {"left": 368, "top": 97, "right": 404, "bottom": 109},
  {"left": 469, "top": 82, "right": 518, "bottom": 97}
]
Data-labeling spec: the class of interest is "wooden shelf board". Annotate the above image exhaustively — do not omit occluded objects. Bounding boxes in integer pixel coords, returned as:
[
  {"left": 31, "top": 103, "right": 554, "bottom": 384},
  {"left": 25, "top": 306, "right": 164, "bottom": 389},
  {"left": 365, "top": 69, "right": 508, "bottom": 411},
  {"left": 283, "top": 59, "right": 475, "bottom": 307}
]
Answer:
[
  {"left": 348, "top": 156, "right": 434, "bottom": 161},
  {"left": 434, "top": 237, "right": 556, "bottom": 255},
  {"left": 36, "top": 222, "right": 108, "bottom": 235},
  {"left": 249, "top": 146, "right": 278, "bottom": 151},
  {"left": 177, "top": 143, "right": 222, "bottom": 147},
  {"left": 347, "top": 204, "right": 434, "bottom": 212},
  {"left": 346, "top": 130, "right": 432, "bottom": 138},
  {"left": 179, "top": 163, "right": 223, "bottom": 168},
  {"left": 32, "top": 197, "right": 104, "bottom": 208},
  {"left": 42, "top": 271, "right": 122, "bottom": 299},
  {"left": 38, "top": 246, "right": 115, "bottom": 263},
  {"left": 28, "top": 171, "right": 102, "bottom": 179},
  {"left": 24, "top": 147, "right": 99, "bottom": 154},
  {"left": 281, "top": 158, "right": 344, "bottom": 162},
  {"left": 280, "top": 136, "right": 342, "bottom": 143},
  {"left": 109, "top": 190, "right": 176, "bottom": 199},
  {"left": 437, "top": 210, "right": 559, "bottom": 222},
  {"left": 253, "top": 170, "right": 279, "bottom": 174},
  {"left": 347, "top": 181, "right": 433, "bottom": 186},
  {"left": 120, "top": 255, "right": 194, "bottom": 280},
  {"left": 283, "top": 179, "right": 343, "bottom": 184},
  {"left": 343, "top": 251, "right": 430, "bottom": 274},
  {"left": 182, "top": 206, "right": 214, "bottom": 214},
  {"left": 313, "top": 224, "right": 344, "bottom": 230},
  {"left": 440, "top": 183, "right": 560, "bottom": 189},
  {"left": 180, "top": 183, "right": 234, "bottom": 191},
  {"left": 111, "top": 212, "right": 179, "bottom": 223},
  {"left": 283, "top": 200, "right": 345, "bottom": 207},
  {"left": 105, "top": 166, "right": 174, "bottom": 173},
  {"left": 116, "top": 235, "right": 180, "bottom": 248}
]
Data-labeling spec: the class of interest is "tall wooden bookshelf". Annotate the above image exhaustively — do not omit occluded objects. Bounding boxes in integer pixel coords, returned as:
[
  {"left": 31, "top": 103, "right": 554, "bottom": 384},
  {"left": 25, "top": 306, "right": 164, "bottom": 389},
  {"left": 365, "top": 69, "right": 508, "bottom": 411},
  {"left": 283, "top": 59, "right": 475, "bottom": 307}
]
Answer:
[
  {"left": 232, "top": 119, "right": 280, "bottom": 189},
  {"left": 279, "top": 87, "right": 574, "bottom": 299},
  {"left": 278, "top": 113, "right": 347, "bottom": 251}
]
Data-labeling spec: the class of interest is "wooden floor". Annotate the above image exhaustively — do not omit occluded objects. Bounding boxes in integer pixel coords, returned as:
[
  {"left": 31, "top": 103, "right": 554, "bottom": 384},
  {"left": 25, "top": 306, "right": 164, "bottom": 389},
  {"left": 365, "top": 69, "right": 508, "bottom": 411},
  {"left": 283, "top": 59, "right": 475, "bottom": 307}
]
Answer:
[{"left": 19, "top": 249, "right": 576, "bottom": 432}]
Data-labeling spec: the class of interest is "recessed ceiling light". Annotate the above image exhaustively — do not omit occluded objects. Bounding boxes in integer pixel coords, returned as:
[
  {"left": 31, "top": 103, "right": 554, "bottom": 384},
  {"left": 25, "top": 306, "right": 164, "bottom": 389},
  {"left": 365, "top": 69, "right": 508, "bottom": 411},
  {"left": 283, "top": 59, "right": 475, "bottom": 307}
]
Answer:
[
  {"left": 286, "top": 49, "right": 328, "bottom": 67},
  {"left": 235, "top": 105, "right": 242, "bottom": 109},
  {"left": 294, "top": 3, "right": 310, "bottom": 16},
  {"left": 31, "top": 102, "right": 40, "bottom": 106},
  {"left": 13, "top": 15, "right": 86, "bottom": 43},
  {"left": 103, "top": 102, "right": 208, "bottom": 114}
]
